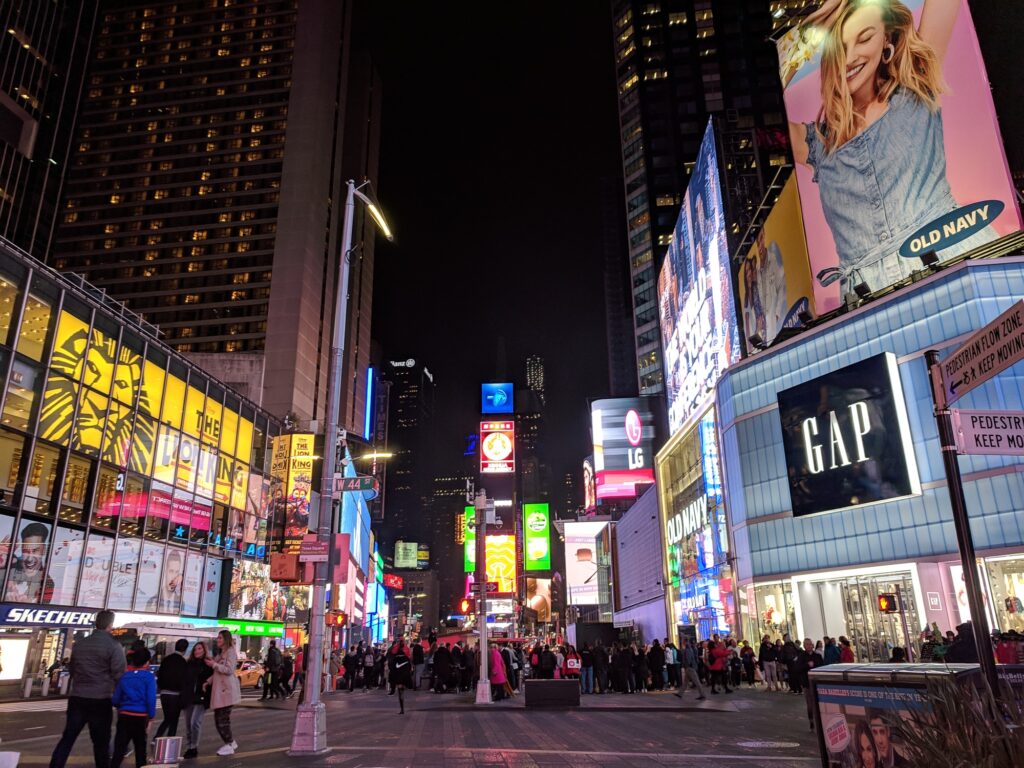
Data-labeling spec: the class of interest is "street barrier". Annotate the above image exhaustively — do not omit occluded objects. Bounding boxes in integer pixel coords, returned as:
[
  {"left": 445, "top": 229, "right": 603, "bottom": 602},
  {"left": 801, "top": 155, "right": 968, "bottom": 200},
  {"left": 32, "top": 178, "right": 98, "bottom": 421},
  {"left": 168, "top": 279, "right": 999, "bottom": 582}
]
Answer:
[{"left": 524, "top": 679, "right": 580, "bottom": 708}]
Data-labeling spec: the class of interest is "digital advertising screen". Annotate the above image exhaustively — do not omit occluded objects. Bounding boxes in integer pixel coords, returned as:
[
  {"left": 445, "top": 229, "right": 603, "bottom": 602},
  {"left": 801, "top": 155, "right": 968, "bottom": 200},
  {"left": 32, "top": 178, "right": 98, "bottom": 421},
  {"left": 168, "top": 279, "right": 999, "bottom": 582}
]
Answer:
[
  {"left": 657, "top": 120, "right": 740, "bottom": 436},
  {"left": 738, "top": 175, "right": 816, "bottom": 349},
  {"left": 522, "top": 503, "right": 551, "bottom": 571},
  {"left": 563, "top": 521, "right": 608, "bottom": 606},
  {"left": 591, "top": 397, "right": 657, "bottom": 500},
  {"left": 481, "top": 382, "right": 514, "bottom": 414},
  {"left": 394, "top": 540, "right": 418, "bottom": 569},
  {"left": 485, "top": 535, "right": 517, "bottom": 593},
  {"left": 777, "top": 353, "right": 921, "bottom": 518},
  {"left": 480, "top": 421, "right": 515, "bottom": 474},
  {"left": 777, "top": 0, "right": 1022, "bottom": 313}
]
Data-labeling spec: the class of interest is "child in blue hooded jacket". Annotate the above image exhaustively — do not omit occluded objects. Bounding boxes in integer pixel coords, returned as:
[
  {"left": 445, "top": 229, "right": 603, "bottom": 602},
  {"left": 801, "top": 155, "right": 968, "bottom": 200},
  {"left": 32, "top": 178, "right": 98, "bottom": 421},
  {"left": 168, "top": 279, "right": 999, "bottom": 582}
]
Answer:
[{"left": 111, "top": 647, "right": 157, "bottom": 768}]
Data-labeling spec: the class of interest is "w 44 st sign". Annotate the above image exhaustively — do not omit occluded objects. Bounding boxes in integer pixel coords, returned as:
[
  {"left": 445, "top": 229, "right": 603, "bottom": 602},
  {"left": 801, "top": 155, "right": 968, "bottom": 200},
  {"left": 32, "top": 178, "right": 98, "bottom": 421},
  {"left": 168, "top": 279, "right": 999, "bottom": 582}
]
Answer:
[{"left": 333, "top": 475, "right": 377, "bottom": 493}]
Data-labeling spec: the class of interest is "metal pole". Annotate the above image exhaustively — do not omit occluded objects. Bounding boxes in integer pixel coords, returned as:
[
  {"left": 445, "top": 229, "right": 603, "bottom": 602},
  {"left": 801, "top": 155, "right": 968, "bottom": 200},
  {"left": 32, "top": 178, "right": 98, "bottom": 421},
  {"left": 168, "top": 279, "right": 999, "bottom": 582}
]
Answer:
[
  {"left": 289, "top": 180, "right": 356, "bottom": 755},
  {"left": 894, "top": 584, "right": 914, "bottom": 662},
  {"left": 924, "top": 350, "right": 998, "bottom": 692},
  {"left": 475, "top": 490, "right": 490, "bottom": 704}
]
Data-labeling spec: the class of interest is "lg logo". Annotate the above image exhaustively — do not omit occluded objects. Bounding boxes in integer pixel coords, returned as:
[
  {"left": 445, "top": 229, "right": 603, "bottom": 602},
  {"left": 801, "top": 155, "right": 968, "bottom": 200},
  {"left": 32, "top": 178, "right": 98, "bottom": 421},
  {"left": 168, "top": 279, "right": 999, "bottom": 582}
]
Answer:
[{"left": 625, "top": 409, "right": 645, "bottom": 469}]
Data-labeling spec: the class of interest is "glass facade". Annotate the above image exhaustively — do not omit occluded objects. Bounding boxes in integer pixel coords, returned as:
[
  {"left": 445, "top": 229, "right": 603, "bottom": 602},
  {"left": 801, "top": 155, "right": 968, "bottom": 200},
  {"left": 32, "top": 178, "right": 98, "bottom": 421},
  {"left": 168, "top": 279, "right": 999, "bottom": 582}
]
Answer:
[{"left": 0, "top": 242, "right": 281, "bottom": 618}]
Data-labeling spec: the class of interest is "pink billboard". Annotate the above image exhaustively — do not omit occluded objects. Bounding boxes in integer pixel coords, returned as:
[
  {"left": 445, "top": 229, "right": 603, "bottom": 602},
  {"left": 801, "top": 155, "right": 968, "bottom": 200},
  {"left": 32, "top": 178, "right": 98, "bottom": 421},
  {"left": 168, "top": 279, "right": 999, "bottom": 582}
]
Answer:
[{"left": 778, "top": 0, "right": 1021, "bottom": 312}]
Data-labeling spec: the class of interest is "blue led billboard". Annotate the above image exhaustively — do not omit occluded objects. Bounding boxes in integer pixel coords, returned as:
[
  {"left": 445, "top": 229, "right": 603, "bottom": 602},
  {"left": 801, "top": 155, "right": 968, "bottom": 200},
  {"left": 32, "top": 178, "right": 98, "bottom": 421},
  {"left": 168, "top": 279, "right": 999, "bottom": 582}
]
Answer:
[{"left": 481, "top": 382, "right": 514, "bottom": 414}]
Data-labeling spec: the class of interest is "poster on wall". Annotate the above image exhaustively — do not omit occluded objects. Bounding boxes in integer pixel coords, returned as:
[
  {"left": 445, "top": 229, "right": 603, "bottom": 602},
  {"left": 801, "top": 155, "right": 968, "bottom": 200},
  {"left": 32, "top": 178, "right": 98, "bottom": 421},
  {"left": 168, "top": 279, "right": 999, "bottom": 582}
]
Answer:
[
  {"left": 3, "top": 519, "right": 53, "bottom": 603},
  {"left": 78, "top": 534, "right": 114, "bottom": 609},
  {"left": 109, "top": 537, "right": 141, "bottom": 610},
  {"left": 201, "top": 557, "right": 223, "bottom": 618},
  {"left": 777, "top": 0, "right": 1022, "bottom": 312},
  {"left": 0, "top": 513, "right": 13, "bottom": 574},
  {"left": 181, "top": 551, "right": 203, "bottom": 616},
  {"left": 777, "top": 353, "right": 921, "bottom": 517},
  {"left": 658, "top": 120, "right": 740, "bottom": 436},
  {"left": 738, "top": 175, "right": 816, "bottom": 348},
  {"left": 134, "top": 541, "right": 164, "bottom": 612}
]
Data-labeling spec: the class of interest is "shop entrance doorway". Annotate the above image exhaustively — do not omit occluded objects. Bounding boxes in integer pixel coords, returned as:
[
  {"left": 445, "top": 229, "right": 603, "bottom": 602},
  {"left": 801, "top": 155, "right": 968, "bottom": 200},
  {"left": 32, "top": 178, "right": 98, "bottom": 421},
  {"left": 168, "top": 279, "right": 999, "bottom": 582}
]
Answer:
[{"left": 838, "top": 573, "right": 920, "bottom": 662}]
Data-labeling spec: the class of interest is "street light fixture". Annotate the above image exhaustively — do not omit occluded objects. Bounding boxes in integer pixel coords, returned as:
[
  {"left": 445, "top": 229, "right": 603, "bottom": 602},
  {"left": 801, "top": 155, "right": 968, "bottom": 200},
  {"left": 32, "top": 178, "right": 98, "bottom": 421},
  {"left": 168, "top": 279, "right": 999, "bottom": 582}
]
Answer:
[
  {"left": 289, "top": 180, "right": 392, "bottom": 756},
  {"left": 358, "top": 452, "right": 393, "bottom": 461}
]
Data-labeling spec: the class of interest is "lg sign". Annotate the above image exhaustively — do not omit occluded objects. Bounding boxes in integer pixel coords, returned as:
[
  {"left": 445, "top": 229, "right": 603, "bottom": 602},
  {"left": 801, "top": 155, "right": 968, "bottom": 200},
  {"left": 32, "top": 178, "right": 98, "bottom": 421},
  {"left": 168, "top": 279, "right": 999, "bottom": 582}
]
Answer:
[
  {"left": 625, "top": 409, "right": 645, "bottom": 469},
  {"left": 591, "top": 397, "right": 657, "bottom": 500}
]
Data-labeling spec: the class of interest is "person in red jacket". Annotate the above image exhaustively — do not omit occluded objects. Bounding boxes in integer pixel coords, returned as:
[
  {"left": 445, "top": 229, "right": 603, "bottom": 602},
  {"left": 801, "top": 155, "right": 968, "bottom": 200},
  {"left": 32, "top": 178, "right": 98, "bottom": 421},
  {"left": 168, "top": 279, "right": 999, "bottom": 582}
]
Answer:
[
  {"left": 838, "top": 636, "right": 855, "bottom": 664},
  {"left": 707, "top": 640, "right": 732, "bottom": 694}
]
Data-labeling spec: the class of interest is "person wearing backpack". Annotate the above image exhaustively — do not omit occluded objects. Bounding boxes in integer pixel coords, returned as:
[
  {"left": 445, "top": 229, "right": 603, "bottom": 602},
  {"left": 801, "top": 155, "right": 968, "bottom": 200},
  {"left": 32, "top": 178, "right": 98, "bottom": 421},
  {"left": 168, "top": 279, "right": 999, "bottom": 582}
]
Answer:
[
  {"left": 362, "top": 647, "right": 376, "bottom": 692},
  {"left": 539, "top": 645, "right": 557, "bottom": 679}
]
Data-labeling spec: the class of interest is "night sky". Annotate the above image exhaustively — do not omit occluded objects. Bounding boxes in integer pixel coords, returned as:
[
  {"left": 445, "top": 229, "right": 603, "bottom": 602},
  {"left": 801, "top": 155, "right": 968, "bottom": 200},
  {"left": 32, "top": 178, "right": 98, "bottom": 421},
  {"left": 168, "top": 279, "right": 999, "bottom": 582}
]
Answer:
[{"left": 365, "top": 2, "right": 622, "bottom": 491}]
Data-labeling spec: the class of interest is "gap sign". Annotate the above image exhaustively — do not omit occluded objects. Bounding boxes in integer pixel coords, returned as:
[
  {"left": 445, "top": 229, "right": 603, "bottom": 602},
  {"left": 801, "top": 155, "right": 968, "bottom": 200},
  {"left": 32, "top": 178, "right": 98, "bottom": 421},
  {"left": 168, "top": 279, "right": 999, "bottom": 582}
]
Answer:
[{"left": 952, "top": 409, "right": 1024, "bottom": 455}]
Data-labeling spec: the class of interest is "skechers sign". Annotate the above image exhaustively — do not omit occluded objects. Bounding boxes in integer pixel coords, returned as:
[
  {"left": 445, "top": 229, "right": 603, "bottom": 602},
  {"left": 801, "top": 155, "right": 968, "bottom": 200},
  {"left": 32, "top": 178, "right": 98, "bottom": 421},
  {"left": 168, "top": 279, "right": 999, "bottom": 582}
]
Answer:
[
  {"left": 777, "top": 353, "right": 920, "bottom": 518},
  {"left": 0, "top": 605, "right": 96, "bottom": 626},
  {"left": 591, "top": 397, "right": 657, "bottom": 500},
  {"left": 481, "top": 383, "right": 514, "bottom": 414}
]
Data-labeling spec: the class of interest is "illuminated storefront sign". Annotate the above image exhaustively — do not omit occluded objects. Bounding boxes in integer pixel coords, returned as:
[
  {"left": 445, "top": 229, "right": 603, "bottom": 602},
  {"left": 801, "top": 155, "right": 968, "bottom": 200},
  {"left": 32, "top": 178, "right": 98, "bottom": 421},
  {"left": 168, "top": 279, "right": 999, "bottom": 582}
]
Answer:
[
  {"left": 522, "top": 503, "right": 551, "bottom": 571},
  {"left": 658, "top": 409, "right": 734, "bottom": 639},
  {"left": 777, "top": 353, "right": 920, "bottom": 518},
  {"left": 591, "top": 398, "right": 657, "bottom": 500},
  {"left": 480, "top": 421, "right": 515, "bottom": 474}
]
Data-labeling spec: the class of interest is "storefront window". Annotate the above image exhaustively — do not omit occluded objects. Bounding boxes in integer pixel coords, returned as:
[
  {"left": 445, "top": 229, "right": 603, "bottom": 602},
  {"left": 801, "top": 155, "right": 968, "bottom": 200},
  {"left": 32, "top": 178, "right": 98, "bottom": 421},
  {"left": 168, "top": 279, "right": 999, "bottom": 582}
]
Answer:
[
  {"left": 191, "top": 498, "right": 211, "bottom": 548},
  {"left": 119, "top": 473, "right": 148, "bottom": 538},
  {"left": 15, "top": 292, "right": 54, "bottom": 362},
  {"left": 46, "top": 525, "right": 86, "bottom": 605},
  {"left": 0, "top": 511, "right": 15, "bottom": 588},
  {"left": 986, "top": 556, "right": 1024, "bottom": 633},
  {"left": 134, "top": 541, "right": 165, "bottom": 612},
  {"left": 0, "top": 429, "right": 25, "bottom": 506},
  {"left": 93, "top": 465, "right": 122, "bottom": 531},
  {"left": 23, "top": 443, "right": 60, "bottom": 517},
  {"left": 78, "top": 533, "right": 114, "bottom": 608},
  {"left": 58, "top": 454, "right": 93, "bottom": 525},
  {"left": 210, "top": 503, "right": 228, "bottom": 552},
  {"left": 108, "top": 536, "right": 141, "bottom": 610},
  {"left": 3, "top": 517, "right": 53, "bottom": 603},
  {"left": 170, "top": 489, "right": 191, "bottom": 546},
  {"left": 4, "top": 359, "right": 43, "bottom": 431},
  {"left": 746, "top": 582, "right": 796, "bottom": 641}
]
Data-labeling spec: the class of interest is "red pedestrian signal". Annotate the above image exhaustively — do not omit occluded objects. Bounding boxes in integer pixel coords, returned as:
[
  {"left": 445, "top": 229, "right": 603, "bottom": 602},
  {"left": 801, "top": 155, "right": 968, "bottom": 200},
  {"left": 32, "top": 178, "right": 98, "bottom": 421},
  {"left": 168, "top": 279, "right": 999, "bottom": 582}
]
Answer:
[
  {"left": 459, "top": 598, "right": 475, "bottom": 614},
  {"left": 877, "top": 593, "right": 898, "bottom": 613}
]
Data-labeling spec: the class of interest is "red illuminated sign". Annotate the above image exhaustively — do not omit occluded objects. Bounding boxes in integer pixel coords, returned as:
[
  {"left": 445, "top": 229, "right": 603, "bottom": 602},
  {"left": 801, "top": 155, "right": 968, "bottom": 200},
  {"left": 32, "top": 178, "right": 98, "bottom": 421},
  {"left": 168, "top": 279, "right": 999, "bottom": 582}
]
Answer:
[
  {"left": 480, "top": 421, "right": 515, "bottom": 474},
  {"left": 595, "top": 468, "right": 655, "bottom": 500},
  {"left": 382, "top": 573, "right": 404, "bottom": 590},
  {"left": 625, "top": 409, "right": 643, "bottom": 446}
]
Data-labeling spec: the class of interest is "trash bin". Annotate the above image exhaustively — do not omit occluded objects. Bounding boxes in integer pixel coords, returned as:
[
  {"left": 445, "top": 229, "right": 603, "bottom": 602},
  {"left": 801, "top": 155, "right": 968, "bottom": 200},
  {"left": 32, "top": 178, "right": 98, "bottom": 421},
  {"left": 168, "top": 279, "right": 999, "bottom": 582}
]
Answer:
[
  {"left": 808, "top": 663, "right": 982, "bottom": 767},
  {"left": 150, "top": 736, "right": 182, "bottom": 764}
]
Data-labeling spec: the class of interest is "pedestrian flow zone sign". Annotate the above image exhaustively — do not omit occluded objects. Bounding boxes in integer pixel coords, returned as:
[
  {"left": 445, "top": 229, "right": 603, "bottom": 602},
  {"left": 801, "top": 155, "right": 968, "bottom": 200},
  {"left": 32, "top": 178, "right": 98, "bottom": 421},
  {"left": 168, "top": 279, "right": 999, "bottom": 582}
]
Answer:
[{"left": 952, "top": 409, "right": 1024, "bottom": 455}]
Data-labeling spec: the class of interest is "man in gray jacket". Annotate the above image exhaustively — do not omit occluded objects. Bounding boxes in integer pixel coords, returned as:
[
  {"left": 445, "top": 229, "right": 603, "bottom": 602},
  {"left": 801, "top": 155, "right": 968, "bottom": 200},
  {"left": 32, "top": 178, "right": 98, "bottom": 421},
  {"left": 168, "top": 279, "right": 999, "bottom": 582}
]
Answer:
[
  {"left": 674, "top": 638, "right": 706, "bottom": 701},
  {"left": 49, "top": 610, "right": 126, "bottom": 768}
]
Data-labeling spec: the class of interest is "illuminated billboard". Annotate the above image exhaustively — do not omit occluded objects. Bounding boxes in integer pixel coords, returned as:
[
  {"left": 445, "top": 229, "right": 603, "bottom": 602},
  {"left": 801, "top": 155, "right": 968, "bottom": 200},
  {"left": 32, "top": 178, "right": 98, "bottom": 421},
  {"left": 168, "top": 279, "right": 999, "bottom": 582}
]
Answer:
[
  {"left": 481, "top": 382, "right": 514, "bottom": 414},
  {"left": 657, "top": 121, "right": 740, "bottom": 436},
  {"left": 591, "top": 398, "right": 657, "bottom": 500},
  {"left": 485, "top": 535, "right": 516, "bottom": 593},
  {"left": 463, "top": 506, "right": 475, "bottom": 572},
  {"left": 563, "top": 521, "right": 608, "bottom": 605},
  {"left": 522, "top": 503, "right": 550, "bottom": 571},
  {"left": 777, "top": 0, "right": 1022, "bottom": 313},
  {"left": 738, "top": 176, "right": 816, "bottom": 349},
  {"left": 582, "top": 459, "right": 596, "bottom": 512},
  {"left": 270, "top": 433, "right": 314, "bottom": 554},
  {"left": 526, "top": 577, "right": 552, "bottom": 622},
  {"left": 480, "top": 421, "right": 515, "bottom": 474},
  {"left": 394, "top": 540, "right": 418, "bottom": 569}
]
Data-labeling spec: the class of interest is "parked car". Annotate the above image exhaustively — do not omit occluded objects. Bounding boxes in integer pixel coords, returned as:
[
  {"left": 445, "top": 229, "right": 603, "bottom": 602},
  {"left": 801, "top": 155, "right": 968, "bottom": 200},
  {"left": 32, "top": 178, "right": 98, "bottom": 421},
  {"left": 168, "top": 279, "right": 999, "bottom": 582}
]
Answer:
[{"left": 236, "top": 659, "right": 264, "bottom": 689}]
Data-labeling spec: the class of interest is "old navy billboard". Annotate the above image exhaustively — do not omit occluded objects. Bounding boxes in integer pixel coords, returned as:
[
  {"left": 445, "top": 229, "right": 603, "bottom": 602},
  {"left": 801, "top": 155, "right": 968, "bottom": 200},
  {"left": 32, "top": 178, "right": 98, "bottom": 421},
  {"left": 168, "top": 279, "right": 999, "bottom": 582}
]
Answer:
[
  {"left": 591, "top": 398, "right": 656, "bottom": 500},
  {"left": 777, "top": 0, "right": 1022, "bottom": 312}
]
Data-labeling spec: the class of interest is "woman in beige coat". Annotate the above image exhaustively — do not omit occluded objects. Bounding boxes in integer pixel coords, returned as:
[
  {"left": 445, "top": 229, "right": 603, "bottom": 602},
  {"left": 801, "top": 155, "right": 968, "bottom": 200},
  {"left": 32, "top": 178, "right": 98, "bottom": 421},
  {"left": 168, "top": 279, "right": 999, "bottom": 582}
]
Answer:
[{"left": 205, "top": 629, "right": 242, "bottom": 756}]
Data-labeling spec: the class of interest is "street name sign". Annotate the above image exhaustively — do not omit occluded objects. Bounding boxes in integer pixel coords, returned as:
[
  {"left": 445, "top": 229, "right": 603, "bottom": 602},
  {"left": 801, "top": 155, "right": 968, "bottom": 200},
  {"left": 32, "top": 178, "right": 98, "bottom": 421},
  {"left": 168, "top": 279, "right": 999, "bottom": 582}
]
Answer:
[
  {"left": 940, "top": 300, "right": 1024, "bottom": 405},
  {"left": 333, "top": 475, "right": 376, "bottom": 493},
  {"left": 951, "top": 409, "right": 1024, "bottom": 455},
  {"left": 298, "top": 540, "right": 329, "bottom": 563},
  {"left": 470, "top": 581, "right": 499, "bottom": 593}
]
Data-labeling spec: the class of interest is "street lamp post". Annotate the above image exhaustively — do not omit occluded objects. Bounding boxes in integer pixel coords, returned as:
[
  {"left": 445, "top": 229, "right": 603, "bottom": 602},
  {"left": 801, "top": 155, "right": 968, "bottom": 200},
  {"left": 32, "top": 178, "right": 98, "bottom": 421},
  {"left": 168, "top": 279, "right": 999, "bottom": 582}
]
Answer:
[{"left": 289, "top": 180, "right": 392, "bottom": 756}]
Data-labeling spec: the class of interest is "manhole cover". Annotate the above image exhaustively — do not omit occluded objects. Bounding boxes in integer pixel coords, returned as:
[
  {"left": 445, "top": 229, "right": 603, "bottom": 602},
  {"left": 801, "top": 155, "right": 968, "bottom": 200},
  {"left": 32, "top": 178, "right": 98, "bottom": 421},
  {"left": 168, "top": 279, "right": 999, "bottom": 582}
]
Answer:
[{"left": 736, "top": 741, "right": 801, "bottom": 749}]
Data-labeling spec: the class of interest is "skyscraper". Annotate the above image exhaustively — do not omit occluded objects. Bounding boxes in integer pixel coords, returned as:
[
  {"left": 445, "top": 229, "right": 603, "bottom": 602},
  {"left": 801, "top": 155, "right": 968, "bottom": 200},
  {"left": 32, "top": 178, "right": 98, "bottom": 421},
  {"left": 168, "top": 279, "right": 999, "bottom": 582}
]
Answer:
[
  {"left": 610, "top": 0, "right": 792, "bottom": 394},
  {"left": 50, "top": 0, "right": 381, "bottom": 431},
  {"left": 525, "top": 354, "right": 545, "bottom": 407},
  {"left": 601, "top": 177, "right": 637, "bottom": 397},
  {"left": 0, "top": 1, "right": 98, "bottom": 258},
  {"left": 381, "top": 357, "right": 434, "bottom": 549}
]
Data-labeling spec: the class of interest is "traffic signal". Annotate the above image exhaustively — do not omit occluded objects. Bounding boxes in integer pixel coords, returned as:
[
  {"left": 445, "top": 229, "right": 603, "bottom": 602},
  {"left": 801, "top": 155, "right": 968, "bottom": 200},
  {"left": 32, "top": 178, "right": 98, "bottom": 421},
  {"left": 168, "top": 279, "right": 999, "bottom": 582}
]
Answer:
[
  {"left": 877, "top": 593, "right": 898, "bottom": 613},
  {"left": 327, "top": 610, "right": 347, "bottom": 626},
  {"left": 459, "top": 597, "right": 475, "bottom": 614}
]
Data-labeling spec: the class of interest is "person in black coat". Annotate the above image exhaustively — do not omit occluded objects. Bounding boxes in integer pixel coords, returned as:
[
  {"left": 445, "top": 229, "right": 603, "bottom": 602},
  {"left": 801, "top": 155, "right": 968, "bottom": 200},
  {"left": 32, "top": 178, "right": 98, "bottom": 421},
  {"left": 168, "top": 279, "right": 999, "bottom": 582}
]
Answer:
[
  {"left": 432, "top": 644, "right": 452, "bottom": 693},
  {"left": 647, "top": 640, "right": 665, "bottom": 690},
  {"left": 280, "top": 653, "right": 294, "bottom": 697},
  {"left": 155, "top": 638, "right": 189, "bottom": 738},
  {"left": 182, "top": 641, "right": 214, "bottom": 759},
  {"left": 387, "top": 640, "right": 413, "bottom": 714}
]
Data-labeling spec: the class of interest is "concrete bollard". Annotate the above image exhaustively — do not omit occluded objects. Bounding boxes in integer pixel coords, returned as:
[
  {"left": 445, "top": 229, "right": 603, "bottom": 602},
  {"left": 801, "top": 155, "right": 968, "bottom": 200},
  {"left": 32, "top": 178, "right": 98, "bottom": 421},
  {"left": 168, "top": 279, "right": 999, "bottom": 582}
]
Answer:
[
  {"left": 60, "top": 676, "right": 70, "bottom": 695},
  {"left": 41, "top": 678, "right": 50, "bottom": 697},
  {"left": 22, "top": 678, "right": 33, "bottom": 698}
]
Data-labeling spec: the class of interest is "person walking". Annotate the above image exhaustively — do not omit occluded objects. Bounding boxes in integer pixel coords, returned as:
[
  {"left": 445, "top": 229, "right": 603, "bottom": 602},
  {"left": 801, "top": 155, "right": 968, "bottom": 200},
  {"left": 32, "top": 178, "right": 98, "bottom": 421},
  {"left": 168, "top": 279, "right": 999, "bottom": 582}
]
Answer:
[
  {"left": 593, "top": 641, "right": 609, "bottom": 693},
  {"left": 740, "top": 642, "right": 757, "bottom": 687},
  {"left": 563, "top": 644, "right": 582, "bottom": 681},
  {"left": 796, "top": 638, "right": 824, "bottom": 730},
  {"left": 154, "top": 638, "right": 188, "bottom": 738},
  {"left": 780, "top": 636, "right": 799, "bottom": 693},
  {"left": 293, "top": 645, "right": 306, "bottom": 699},
  {"left": 261, "top": 639, "right": 282, "bottom": 700},
  {"left": 49, "top": 609, "right": 127, "bottom": 768},
  {"left": 412, "top": 640, "right": 425, "bottom": 690},
  {"left": 664, "top": 641, "right": 680, "bottom": 688},
  {"left": 205, "top": 629, "right": 241, "bottom": 756},
  {"left": 647, "top": 640, "right": 665, "bottom": 691},
  {"left": 823, "top": 636, "right": 841, "bottom": 665},
  {"left": 387, "top": 640, "right": 413, "bottom": 714},
  {"left": 758, "top": 635, "right": 779, "bottom": 691},
  {"left": 839, "top": 636, "right": 856, "bottom": 663},
  {"left": 280, "top": 652, "right": 294, "bottom": 697},
  {"left": 342, "top": 647, "right": 358, "bottom": 692},
  {"left": 362, "top": 646, "right": 376, "bottom": 692},
  {"left": 181, "top": 641, "right": 213, "bottom": 760},
  {"left": 580, "top": 642, "right": 594, "bottom": 694},
  {"left": 674, "top": 638, "right": 705, "bottom": 700},
  {"left": 432, "top": 642, "right": 452, "bottom": 693},
  {"left": 110, "top": 647, "right": 157, "bottom": 768}
]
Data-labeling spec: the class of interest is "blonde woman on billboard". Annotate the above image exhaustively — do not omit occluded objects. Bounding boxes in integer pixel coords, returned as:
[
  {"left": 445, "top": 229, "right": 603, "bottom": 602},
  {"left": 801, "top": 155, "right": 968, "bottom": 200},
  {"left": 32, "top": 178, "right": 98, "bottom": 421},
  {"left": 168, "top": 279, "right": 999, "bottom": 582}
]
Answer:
[{"left": 784, "top": 0, "right": 988, "bottom": 296}]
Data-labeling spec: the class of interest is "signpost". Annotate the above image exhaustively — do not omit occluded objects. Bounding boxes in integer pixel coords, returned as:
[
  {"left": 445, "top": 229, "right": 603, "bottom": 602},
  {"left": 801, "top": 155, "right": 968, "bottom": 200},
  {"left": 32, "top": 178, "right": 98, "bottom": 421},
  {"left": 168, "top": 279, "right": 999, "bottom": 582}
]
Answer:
[
  {"left": 924, "top": 302, "right": 1024, "bottom": 695},
  {"left": 470, "top": 581, "right": 499, "bottom": 594},
  {"left": 951, "top": 409, "right": 1024, "bottom": 455},
  {"left": 938, "top": 300, "right": 1024, "bottom": 406}
]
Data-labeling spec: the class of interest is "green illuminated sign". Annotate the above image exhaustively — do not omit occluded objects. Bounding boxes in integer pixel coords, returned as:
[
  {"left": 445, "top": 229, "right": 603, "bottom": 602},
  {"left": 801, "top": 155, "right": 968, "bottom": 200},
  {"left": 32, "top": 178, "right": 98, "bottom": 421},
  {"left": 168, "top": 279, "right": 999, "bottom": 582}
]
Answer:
[
  {"left": 464, "top": 506, "right": 475, "bottom": 573},
  {"left": 210, "top": 619, "right": 285, "bottom": 637},
  {"left": 523, "top": 503, "right": 551, "bottom": 571}
]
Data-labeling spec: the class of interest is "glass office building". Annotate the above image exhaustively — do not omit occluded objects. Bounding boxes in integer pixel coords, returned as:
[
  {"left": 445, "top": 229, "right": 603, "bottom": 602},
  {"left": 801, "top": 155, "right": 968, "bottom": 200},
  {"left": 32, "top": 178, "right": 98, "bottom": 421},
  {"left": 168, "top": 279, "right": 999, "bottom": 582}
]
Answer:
[{"left": 0, "top": 238, "right": 282, "bottom": 685}]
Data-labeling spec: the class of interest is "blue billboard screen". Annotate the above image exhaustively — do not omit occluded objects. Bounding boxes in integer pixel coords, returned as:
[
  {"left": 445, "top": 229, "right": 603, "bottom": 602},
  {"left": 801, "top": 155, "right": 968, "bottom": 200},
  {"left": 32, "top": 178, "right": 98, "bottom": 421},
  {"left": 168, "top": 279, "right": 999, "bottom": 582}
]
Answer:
[{"left": 481, "top": 382, "right": 514, "bottom": 414}]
